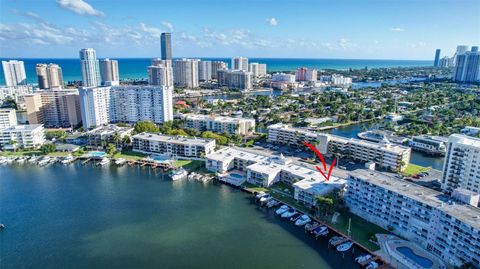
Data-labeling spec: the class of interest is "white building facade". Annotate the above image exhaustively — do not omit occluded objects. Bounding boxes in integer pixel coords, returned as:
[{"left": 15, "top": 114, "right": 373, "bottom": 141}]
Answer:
[
  {"left": 2, "top": 60, "right": 26, "bottom": 86},
  {"left": 173, "top": 59, "right": 199, "bottom": 88},
  {"left": 0, "top": 124, "right": 45, "bottom": 150},
  {"left": 185, "top": 114, "right": 255, "bottom": 135},
  {"left": 79, "top": 48, "right": 101, "bottom": 87},
  {"left": 0, "top": 108, "right": 17, "bottom": 128}
]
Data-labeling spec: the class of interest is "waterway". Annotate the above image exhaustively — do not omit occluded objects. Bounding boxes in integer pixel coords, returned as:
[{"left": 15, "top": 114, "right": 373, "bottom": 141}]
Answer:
[{"left": 0, "top": 164, "right": 362, "bottom": 269}]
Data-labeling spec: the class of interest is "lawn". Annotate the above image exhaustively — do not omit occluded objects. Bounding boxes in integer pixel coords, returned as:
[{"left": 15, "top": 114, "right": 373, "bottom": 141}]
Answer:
[
  {"left": 47, "top": 151, "right": 71, "bottom": 157},
  {"left": 113, "top": 150, "right": 147, "bottom": 161},
  {"left": 403, "top": 163, "right": 429, "bottom": 176},
  {"left": 173, "top": 159, "right": 208, "bottom": 173},
  {"left": 0, "top": 150, "right": 42, "bottom": 157},
  {"left": 243, "top": 182, "right": 269, "bottom": 193}
]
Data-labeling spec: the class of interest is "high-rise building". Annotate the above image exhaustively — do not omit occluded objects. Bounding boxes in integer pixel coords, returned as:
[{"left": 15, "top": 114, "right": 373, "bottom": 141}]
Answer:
[
  {"left": 172, "top": 59, "right": 199, "bottom": 88},
  {"left": 198, "top": 61, "right": 212, "bottom": 81},
  {"left": 453, "top": 47, "right": 480, "bottom": 83},
  {"left": 249, "top": 63, "right": 267, "bottom": 77},
  {"left": 148, "top": 64, "right": 173, "bottom": 86},
  {"left": 36, "top": 63, "right": 63, "bottom": 89},
  {"left": 79, "top": 48, "right": 101, "bottom": 87},
  {"left": 295, "top": 67, "right": 317, "bottom": 82},
  {"left": 79, "top": 85, "right": 173, "bottom": 130},
  {"left": 438, "top": 56, "right": 454, "bottom": 68},
  {"left": 453, "top": 45, "right": 469, "bottom": 66},
  {"left": 100, "top": 58, "right": 119, "bottom": 86},
  {"left": 442, "top": 134, "right": 480, "bottom": 194},
  {"left": 231, "top": 57, "right": 249, "bottom": 71},
  {"left": 211, "top": 61, "right": 228, "bottom": 79},
  {"left": 433, "top": 49, "right": 441, "bottom": 67},
  {"left": 2, "top": 60, "right": 27, "bottom": 86},
  {"left": 217, "top": 70, "right": 252, "bottom": 90},
  {"left": 161, "top": 33, "right": 172, "bottom": 61}
]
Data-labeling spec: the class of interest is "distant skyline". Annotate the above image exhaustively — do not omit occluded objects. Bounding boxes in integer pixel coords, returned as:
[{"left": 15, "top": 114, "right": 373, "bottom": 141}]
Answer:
[{"left": 1, "top": 0, "right": 479, "bottom": 60}]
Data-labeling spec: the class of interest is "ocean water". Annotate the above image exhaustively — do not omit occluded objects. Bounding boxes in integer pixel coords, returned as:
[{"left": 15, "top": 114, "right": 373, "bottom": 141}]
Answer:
[
  {"left": 0, "top": 58, "right": 431, "bottom": 85},
  {"left": 0, "top": 163, "right": 363, "bottom": 269}
]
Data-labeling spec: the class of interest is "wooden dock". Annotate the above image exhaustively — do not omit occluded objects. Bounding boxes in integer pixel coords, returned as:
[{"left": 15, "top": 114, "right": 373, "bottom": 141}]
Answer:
[{"left": 126, "top": 159, "right": 174, "bottom": 172}]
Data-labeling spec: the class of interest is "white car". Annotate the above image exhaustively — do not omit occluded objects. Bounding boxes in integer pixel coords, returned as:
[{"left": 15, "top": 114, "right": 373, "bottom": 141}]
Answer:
[
  {"left": 281, "top": 208, "right": 296, "bottom": 218},
  {"left": 294, "top": 215, "right": 311, "bottom": 226},
  {"left": 275, "top": 205, "right": 289, "bottom": 215}
]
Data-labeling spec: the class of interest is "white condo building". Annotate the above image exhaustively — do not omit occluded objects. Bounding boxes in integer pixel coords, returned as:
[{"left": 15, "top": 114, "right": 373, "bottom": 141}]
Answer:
[
  {"left": 173, "top": 59, "right": 199, "bottom": 88},
  {"left": 100, "top": 58, "right": 119, "bottom": 86},
  {"left": 198, "top": 61, "right": 212, "bottom": 81},
  {"left": 295, "top": 67, "right": 317, "bottom": 82},
  {"left": 79, "top": 48, "right": 101, "bottom": 87},
  {"left": 217, "top": 70, "right": 253, "bottom": 90},
  {"left": 184, "top": 114, "right": 255, "bottom": 135},
  {"left": 2, "top": 60, "right": 27, "bottom": 86},
  {"left": 442, "top": 134, "right": 480, "bottom": 194},
  {"left": 132, "top": 133, "right": 215, "bottom": 159},
  {"left": 36, "top": 63, "right": 64, "bottom": 89},
  {"left": 211, "top": 61, "right": 227, "bottom": 79},
  {"left": 79, "top": 85, "right": 173, "bottom": 130},
  {"left": 454, "top": 46, "right": 480, "bottom": 83},
  {"left": 231, "top": 57, "right": 249, "bottom": 71},
  {"left": 148, "top": 64, "right": 173, "bottom": 86},
  {"left": 0, "top": 124, "right": 45, "bottom": 150},
  {"left": 0, "top": 108, "right": 17, "bottom": 128},
  {"left": 249, "top": 63, "right": 267, "bottom": 77},
  {"left": 345, "top": 169, "right": 480, "bottom": 268}
]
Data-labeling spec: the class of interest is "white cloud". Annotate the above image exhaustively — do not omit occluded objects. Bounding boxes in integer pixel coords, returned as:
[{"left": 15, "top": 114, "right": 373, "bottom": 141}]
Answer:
[
  {"left": 390, "top": 27, "right": 405, "bottom": 32},
  {"left": 140, "top": 23, "right": 162, "bottom": 38},
  {"left": 57, "top": 0, "right": 104, "bottom": 16},
  {"left": 162, "top": 21, "right": 174, "bottom": 32},
  {"left": 266, "top": 17, "right": 278, "bottom": 26},
  {"left": 410, "top": 41, "right": 427, "bottom": 49}
]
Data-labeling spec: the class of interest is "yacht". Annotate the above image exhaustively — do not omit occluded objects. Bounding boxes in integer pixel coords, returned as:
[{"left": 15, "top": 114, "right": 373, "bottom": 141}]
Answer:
[
  {"left": 266, "top": 199, "right": 279, "bottom": 208},
  {"left": 336, "top": 241, "right": 353, "bottom": 252},
  {"left": 329, "top": 236, "right": 344, "bottom": 246},
  {"left": 61, "top": 155, "right": 75, "bottom": 165},
  {"left": 294, "top": 215, "right": 311, "bottom": 226},
  {"left": 313, "top": 225, "right": 329, "bottom": 236},
  {"left": 259, "top": 194, "right": 273, "bottom": 203},
  {"left": 281, "top": 208, "right": 296, "bottom": 218},
  {"left": 37, "top": 157, "right": 51, "bottom": 166},
  {"left": 355, "top": 254, "right": 372, "bottom": 263},
  {"left": 99, "top": 157, "right": 110, "bottom": 166},
  {"left": 275, "top": 205, "right": 289, "bottom": 215},
  {"left": 114, "top": 158, "right": 127, "bottom": 166},
  {"left": 366, "top": 261, "right": 379, "bottom": 269},
  {"left": 169, "top": 168, "right": 188, "bottom": 181},
  {"left": 255, "top": 191, "right": 267, "bottom": 199}
]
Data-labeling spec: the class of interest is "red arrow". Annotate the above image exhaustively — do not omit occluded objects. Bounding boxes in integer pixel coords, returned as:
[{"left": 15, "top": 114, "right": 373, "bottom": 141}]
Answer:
[{"left": 303, "top": 141, "right": 336, "bottom": 182}]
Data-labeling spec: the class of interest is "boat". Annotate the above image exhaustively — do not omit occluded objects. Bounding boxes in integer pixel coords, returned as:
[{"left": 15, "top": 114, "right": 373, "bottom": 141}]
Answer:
[
  {"left": 329, "top": 236, "right": 344, "bottom": 246},
  {"left": 259, "top": 194, "right": 273, "bottom": 203},
  {"left": 366, "top": 261, "right": 379, "bottom": 269},
  {"left": 61, "top": 155, "right": 75, "bottom": 165},
  {"left": 313, "top": 225, "right": 329, "bottom": 236},
  {"left": 114, "top": 158, "right": 126, "bottom": 166},
  {"left": 28, "top": 156, "right": 39, "bottom": 163},
  {"left": 281, "top": 208, "right": 296, "bottom": 218},
  {"left": 0, "top": 223, "right": 4, "bottom": 229},
  {"left": 98, "top": 157, "right": 110, "bottom": 166},
  {"left": 355, "top": 254, "right": 372, "bottom": 263},
  {"left": 5, "top": 157, "right": 14, "bottom": 164},
  {"left": 290, "top": 212, "right": 302, "bottom": 221},
  {"left": 16, "top": 157, "right": 26, "bottom": 163},
  {"left": 37, "top": 157, "right": 51, "bottom": 166},
  {"left": 305, "top": 222, "right": 320, "bottom": 232},
  {"left": 0, "top": 157, "right": 6, "bottom": 165},
  {"left": 255, "top": 191, "right": 267, "bottom": 199},
  {"left": 295, "top": 215, "right": 311, "bottom": 226},
  {"left": 266, "top": 199, "right": 279, "bottom": 208},
  {"left": 169, "top": 168, "right": 188, "bottom": 181},
  {"left": 336, "top": 241, "right": 353, "bottom": 252},
  {"left": 275, "top": 205, "right": 289, "bottom": 215}
]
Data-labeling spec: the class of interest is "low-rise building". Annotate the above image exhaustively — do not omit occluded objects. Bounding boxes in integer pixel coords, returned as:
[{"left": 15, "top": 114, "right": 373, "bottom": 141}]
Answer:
[
  {"left": 132, "top": 133, "right": 215, "bottom": 159},
  {"left": 409, "top": 135, "right": 448, "bottom": 156},
  {"left": 184, "top": 114, "right": 255, "bottom": 135},
  {"left": 86, "top": 124, "right": 133, "bottom": 149},
  {"left": 345, "top": 169, "right": 480, "bottom": 268},
  {"left": 293, "top": 176, "right": 346, "bottom": 207},
  {"left": 0, "top": 124, "right": 45, "bottom": 150},
  {"left": 0, "top": 108, "right": 17, "bottom": 128}
]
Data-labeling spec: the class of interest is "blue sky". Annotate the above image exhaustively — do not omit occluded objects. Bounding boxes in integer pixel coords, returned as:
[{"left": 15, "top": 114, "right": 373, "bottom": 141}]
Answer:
[{"left": 0, "top": 0, "right": 479, "bottom": 59}]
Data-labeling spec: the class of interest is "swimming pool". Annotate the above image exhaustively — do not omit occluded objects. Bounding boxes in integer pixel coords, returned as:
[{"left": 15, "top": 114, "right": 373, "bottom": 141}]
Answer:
[
  {"left": 152, "top": 155, "right": 170, "bottom": 163},
  {"left": 229, "top": 173, "right": 244, "bottom": 179},
  {"left": 396, "top": 246, "right": 433, "bottom": 268},
  {"left": 89, "top": 151, "right": 106, "bottom": 157}
]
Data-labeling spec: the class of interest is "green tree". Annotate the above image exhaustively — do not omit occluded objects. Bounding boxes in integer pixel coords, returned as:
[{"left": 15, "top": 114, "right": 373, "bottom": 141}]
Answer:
[
  {"left": 134, "top": 121, "right": 159, "bottom": 134},
  {"left": 315, "top": 196, "right": 334, "bottom": 216},
  {"left": 40, "top": 144, "right": 56, "bottom": 155},
  {"left": 106, "top": 143, "right": 117, "bottom": 155}
]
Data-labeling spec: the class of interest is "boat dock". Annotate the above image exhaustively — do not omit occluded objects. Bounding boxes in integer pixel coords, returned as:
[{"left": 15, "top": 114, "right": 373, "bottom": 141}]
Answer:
[
  {"left": 359, "top": 256, "right": 381, "bottom": 267},
  {"left": 126, "top": 159, "right": 174, "bottom": 172},
  {"left": 330, "top": 237, "right": 351, "bottom": 247}
]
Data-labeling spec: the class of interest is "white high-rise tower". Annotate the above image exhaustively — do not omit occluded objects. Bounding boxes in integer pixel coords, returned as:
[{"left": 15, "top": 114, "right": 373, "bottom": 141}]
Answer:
[
  {"left": 79, "top": 48, "right": 101, "bottom": 87},
  {"left": 100, "top": 58, "right": 119, "bottom": 86},
  {"left": 2, "top": 60, "right": 27, "bottom": 86}
]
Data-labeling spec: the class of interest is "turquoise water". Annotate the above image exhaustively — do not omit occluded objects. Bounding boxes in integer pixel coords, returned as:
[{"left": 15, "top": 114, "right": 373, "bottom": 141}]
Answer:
[
  {"left": 0, "top": 164, "right": 363, "bottom": 269},
  {"left": 88, "top": 151, "right": 106, "bottom": 157},
  {"left": 396, "top": 247, "right": 433, "bottom": 268},
  {"left": 0, "top": 58, "right": 431, "bottom": 85}
]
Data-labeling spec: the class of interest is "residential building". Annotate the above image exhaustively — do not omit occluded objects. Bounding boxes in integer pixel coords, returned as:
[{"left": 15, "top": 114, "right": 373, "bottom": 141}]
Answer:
[
  {"left": 132, "top": 133, "right": 215, "bottom": 158},
  {"left": 438, "top": 56, "right": 454, "bottom": 68},
  {"left": 184, "top": 114, "right": 255, "bottom": 135},
  {"left": 2, "top": 60, "right": 26, "bottom": 86},
  {"left": 148, "top": 64, "right": 173, "bottom": 86},
  {"left": 461, "top": 126, "right": 480, "bottom": 137},
  {"left": 216, "top": 69, "right": 252, "bottom": 90},
  {"left": 160, "top": 32, "right": 172, "bottom": 61},
  {"left": 79, "top": 48, "right": 101, "bottom": 87},
  {"left": 198, "top": 60, "right": 212, "bottom": 81},
  {"left": 433, "top": 49, "right": 441, "bottom": 67},
  {"left": 331, "top": 74, "right": 352, "bottom": 86},
  {"left": 295, "top": 67, "right": 317, "bottom": 82},
  {"left": 267, "top": 123, "right": 318, "bottom": 145},
  {"left": 0, "top": 124, "right": 45, "bottom": 150},
  {"left": 249, "top": 63, "right": 267, "bottom": 77},
  {"left": 453, "top": 45, "right": 469, "bottom": 66},
  {"left": 100, "top": 58, "right": 119, "bottom": 86},
  {"left": 454, "top": 46, "right": 480, "bottom": 83},
  {"left": 211, "top": 61, "right": 227, "bottom": 79},
  {"left": 0, "top": 85, "right": 33, "bottom": 105},
  {"left": 0, "top": 108, "right": 17, "bottom": 128},
  {"left": 442, "top": 134, "right": 480, "bottom": 194},
  {"left": 86, "top": 124, "right": 133, "bottom": 149},
  {"left": 272, "top": 73, "right": 296, "bottom": 83},
  {"left": 79, "top": 85, "right": 173, "bottom": 130},
  {"left": 173, "top": 59, "right": 199, "bottom": 88},
  {"left": 231, "top": 57, "right": 249, "bottom": 71},
  {"left": 24, "top": 89, "right": 81, "bottom": 127},
  {"left": 345, "top": 169, "right": 480, "bottom": 268},
  {"left": 409, "top": 135, "right": 448, "bottom": 156},
  {"left": 293, "top": 175, "right": 346, "bottom": 207},
  {"left": 36, "top": 63, "right": 64, "bottom": 89}
]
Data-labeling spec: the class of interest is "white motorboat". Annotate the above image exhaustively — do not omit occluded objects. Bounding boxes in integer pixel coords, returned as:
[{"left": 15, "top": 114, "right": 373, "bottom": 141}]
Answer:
[
  {"left": 170, "top": 168, "right": 188, "bottom": 181},
  {"left": 295, "top": 215, "right": 311, "bottom": 226},
  {"left": 355, "top": 254, "right": 372, "bottom": 263},
  {"left": 114, "top": 158, "right": 126, "bottom": 166},
  {"left": 99, "top": 157, "right": 110, "bottom": 166},
  {"left": 6, "top": 157, "right": 14, "bottom": 164},
  {"left": 366, "top": 261, "right": 379, "bottom": 269},
  {"left": 259, "top": 194, "right": 273, "bottom": 203},
  {"left": 313, "top": 225, "right": 329, "bottom": 236},
  {"left": 329, "top": 236, "right": 344, "bottom": 246},
  {"left": 0, "top": 157, "right": 6, "bottom": 165},
  {"left": 281, "top": 208, "right": 296, "bottom": 218},
  {"left": 305, "top": 222, "right": 319, "bottom": 232},
  {"left": 16, "top": 157, "right": 26, "bottom": 163},
  {"left": 37, "top": 157, "right": 51, "bottom": 166},
  {"left": 336, "top": 241, "right": 353, "bottom": 252},
  {"left": 275, "top": 205, "right": 289, "bottom": 215},
  {"left": 255, "top": 191, "right": 267, "bottom": 199},
  {"left": 266, "top": 199, "right": 279, "bottom": 208},
  {"left": 61, "top": 155, "right": 75, "bottom": 165},
  {"left": 28, "top": 156, "right": 38, "bottom": 163}
]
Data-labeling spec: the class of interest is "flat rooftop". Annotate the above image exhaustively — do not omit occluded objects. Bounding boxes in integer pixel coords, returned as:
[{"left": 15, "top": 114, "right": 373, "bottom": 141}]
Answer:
[
  {"left": 87, "top": 124, "right": 133, "bottom": 135},
  {"left": 349, "top": 169, "right": 480, "bottom": 230},
  {"left": 185, "top": 114, "right": 254, "bottom": 123},
  {"left": 133, "top": 133, "right": 214, "bottom": 146},
  {"left": 0, "top": 124, "right": 43, "bottom": 131},
  {"left": 449, "top": 134, "right": 480, "bottom": 148}
]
